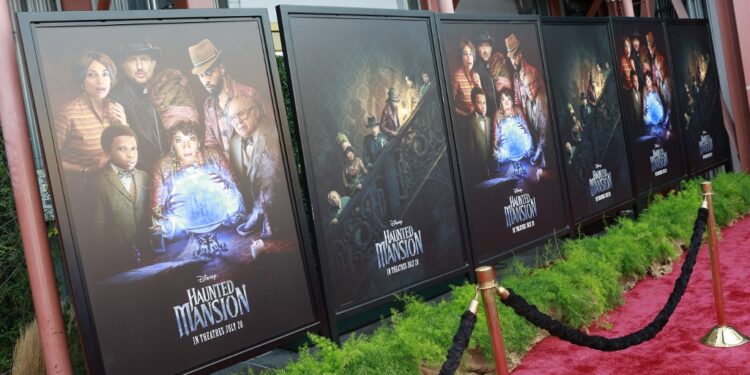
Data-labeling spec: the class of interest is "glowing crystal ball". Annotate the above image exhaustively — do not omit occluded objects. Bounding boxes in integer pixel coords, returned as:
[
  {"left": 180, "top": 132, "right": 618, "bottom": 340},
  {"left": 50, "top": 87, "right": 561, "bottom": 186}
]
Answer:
[
  {"left": 644, "top": 91, "right": 665, "bottom": 128},
  {"left": 498, "top": 115, "right": 533, "bottom": 162},
  {"left": 169, "top": 167, "right": 243, "bottom": 234}
]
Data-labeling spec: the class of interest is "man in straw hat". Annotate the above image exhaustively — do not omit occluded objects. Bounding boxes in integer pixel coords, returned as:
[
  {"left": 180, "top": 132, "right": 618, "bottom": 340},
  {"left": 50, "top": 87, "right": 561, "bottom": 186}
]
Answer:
[
  {"left": 189, "top": 38, "right": 262, "bottom": 157},
  {"left": 505, "top": 33, "right": 542, "bottom": 113},
  {"left": 380, "top": 88, "right": 401, "bottom": 138},
  {"left": 645, "top": 32, "right": 670, "bottom": 106}
]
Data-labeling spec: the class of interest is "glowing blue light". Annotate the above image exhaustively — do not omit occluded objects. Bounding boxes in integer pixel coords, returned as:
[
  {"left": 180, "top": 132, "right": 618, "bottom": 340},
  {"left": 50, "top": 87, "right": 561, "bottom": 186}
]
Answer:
[
  {"left": 497, "top": 115, "right": 533, "bottom": 162},
  {"left": 644, "top": 91, "right": 665, "bottom": 130},
  {"left": 165, "top": 165, "right": 244, "bottom": 235}
]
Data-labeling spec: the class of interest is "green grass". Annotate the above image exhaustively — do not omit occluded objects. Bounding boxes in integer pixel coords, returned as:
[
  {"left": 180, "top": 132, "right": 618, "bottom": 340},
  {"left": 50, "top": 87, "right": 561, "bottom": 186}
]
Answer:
[
  {"left": 268, "top": 172, "right": 750, "bottom": 375},
  {"left": 0, "top": 130, "right": 34, "bottom": 373}
]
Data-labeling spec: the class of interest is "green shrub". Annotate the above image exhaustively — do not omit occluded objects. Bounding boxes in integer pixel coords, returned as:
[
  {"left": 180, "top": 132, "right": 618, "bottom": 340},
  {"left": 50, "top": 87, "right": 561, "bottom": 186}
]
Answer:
[{"left": 268, "top": 172, "right": 750, "bottom": 374}]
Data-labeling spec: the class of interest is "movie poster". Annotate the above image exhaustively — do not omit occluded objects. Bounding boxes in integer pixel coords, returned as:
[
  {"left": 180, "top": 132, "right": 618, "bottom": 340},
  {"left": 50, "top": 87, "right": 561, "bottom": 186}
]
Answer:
[
  {"left": 437, "top": 18, "right": 568, "bottom": 263},
  {"left": 541, "top": 20, "right": 633, "bottom": 222},
  {"left": 280, "top": 10, "right": 468, "bottom": 313},
  {"left": 23, "top": 15, "right": 316, "bottom": 374},
  {"left": 611, "top": 20, "right": 686, "bottom": 193},
  {"left": 667, "top": 21, "right": 729, "bottom": 173}
]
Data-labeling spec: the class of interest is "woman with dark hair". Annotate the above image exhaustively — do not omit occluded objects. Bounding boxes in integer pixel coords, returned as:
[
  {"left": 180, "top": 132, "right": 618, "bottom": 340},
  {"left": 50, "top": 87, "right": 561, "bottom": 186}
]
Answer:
[
  {"left": 150, "top": 118, "right": 244, "bottom": 245},
  {"left": 493, "top": 88, "right": 533, "bottom": 179},
  {"left": 642, "top": 69, "right": 670, "bottom": 141},
  {"left": 451, "top": 39, "right": 482, "bottom": 117},
  {"left": 54, "top": 50, "right": 128, "bottom": 179}
]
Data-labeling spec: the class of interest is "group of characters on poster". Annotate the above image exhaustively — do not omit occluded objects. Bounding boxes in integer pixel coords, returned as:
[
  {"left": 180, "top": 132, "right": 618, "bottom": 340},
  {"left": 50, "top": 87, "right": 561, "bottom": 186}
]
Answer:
[
  {"left": 325, "top": 72, "right": 433, "bottom": 226},
  {"left": 680, "top": 50, "right": 715, "bottom": 159},
  {"left": 449, "top": 32, "right": 548, "bottom": 189},
  {"left": 550, "top": 38, "right": 620, "bottom": 208},
  {"left": 54, "top": 38, "right": 283, "bottom": 281},
  {"left": 560, "top": 63, "right": 612, "bottom": 165},
  {"left": 617, "top": 30, "right": 673, "bottom": 145}
]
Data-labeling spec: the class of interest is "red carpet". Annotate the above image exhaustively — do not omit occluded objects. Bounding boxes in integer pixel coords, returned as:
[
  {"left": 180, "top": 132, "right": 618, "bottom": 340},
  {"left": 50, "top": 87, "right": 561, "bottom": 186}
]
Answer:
[{"left": 512, "top": 215, "right": 750, "bottom": 375}]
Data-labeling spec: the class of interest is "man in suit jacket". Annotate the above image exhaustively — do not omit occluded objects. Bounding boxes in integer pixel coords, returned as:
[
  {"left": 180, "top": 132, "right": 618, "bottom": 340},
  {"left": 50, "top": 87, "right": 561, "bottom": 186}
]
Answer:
[
  {"left": 89, "top": 125, "right": 151, "bottom": 281},
  {"left": 226, "top": 94, "right": 279, "bottom": 238}
]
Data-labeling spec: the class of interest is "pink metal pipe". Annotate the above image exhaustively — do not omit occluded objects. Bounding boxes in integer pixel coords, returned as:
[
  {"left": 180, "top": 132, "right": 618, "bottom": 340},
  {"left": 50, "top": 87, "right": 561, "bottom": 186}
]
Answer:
[{"left": 0, "top": 2, "right": 73, "bottom": 374}]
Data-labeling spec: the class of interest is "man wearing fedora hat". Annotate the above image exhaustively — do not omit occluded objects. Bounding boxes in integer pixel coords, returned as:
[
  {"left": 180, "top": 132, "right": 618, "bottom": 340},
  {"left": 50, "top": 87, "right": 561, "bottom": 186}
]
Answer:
[
  {"left": 362, "top": 115, "right": 388, "bottom": 168},
  {"left": 380, "top": 88, "right": 401, "bottom": 139},
  {"left": 505, "top": 33, "right": 543, "bottom": 115},
  {"left": 110, "top": 39, "right": 171, "bottom": 171},
  {"left": 189, "top": 39, "right": 262, "bottom": 157}
]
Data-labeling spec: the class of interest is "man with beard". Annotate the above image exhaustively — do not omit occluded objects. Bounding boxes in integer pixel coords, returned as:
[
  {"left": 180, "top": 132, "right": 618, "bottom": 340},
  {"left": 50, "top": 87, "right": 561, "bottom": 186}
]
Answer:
[
  {"left": 646, "top": 32, "right": 670, "bottom": 107},
  {"left": 630, "top": 32, "right": 650, "bottom": 87},
  {"left": 110, "top": 40, "right": 170, "bottom": 170},
  {"left": 189, "top": 39, "right": 261, "bottom": 157},
  {"left": 473, "top": 32, "right": 502, "bottom": 119}
]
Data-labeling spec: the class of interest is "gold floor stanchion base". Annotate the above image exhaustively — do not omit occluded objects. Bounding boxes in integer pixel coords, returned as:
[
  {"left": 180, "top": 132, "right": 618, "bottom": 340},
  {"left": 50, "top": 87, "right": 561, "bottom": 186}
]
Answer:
[{"left": 700, "top": 325, "right": 750, "bottom": 347}]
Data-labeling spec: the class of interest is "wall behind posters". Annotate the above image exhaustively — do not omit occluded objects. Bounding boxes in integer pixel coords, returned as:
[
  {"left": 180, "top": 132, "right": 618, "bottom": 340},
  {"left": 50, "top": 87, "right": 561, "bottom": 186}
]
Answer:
[
  {"left": 541, "top": 20, "right": 633, "bottom": 222},
  {"left": 668, "top": 21, "right": 730, "bottom": 174},
  {"left": 437, "top": 17, "right": 568, "bottom": 264},
  {"left": 23, "top": 14, "right": 317, "bottom": 374},
  {"left": 280, "top": 9, "right": 468, "bottom": 314}
]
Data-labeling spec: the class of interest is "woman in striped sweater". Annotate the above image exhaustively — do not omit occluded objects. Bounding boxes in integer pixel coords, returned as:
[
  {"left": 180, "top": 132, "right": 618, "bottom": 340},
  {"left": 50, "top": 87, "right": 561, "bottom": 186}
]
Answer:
[{"left": 54, "top": 50, "right": 128, "bottom": 185}]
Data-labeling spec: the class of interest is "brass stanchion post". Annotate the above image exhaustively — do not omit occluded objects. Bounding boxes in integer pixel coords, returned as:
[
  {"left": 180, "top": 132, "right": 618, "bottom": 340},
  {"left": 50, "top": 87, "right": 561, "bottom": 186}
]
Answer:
[
  {"left": 700, "top": 181, "right": 748, "bottom": 347},
  {"left": 475, "top": 266, "right": 509, "bottom": 375}
]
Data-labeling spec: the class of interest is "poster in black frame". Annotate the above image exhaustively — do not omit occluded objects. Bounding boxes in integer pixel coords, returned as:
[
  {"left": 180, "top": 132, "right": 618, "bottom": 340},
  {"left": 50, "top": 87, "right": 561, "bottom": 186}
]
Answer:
[
  {"left": 435, "top": 14, "right": 569, "bottom": 264},
  {"left": 667, "top": 19, "right": 730, "bottom": 175},
  {"left": 541, "top": 18, "right": 634, "bottom": 223},
  {"left": 609, "top": 18, "right": 687, "bottom": 195},
  {"left": 17, "top": 9, "right": 323, "bottom": 374},
  {"left": 277, "top": 6, "right": 471, "bottom": 318}
]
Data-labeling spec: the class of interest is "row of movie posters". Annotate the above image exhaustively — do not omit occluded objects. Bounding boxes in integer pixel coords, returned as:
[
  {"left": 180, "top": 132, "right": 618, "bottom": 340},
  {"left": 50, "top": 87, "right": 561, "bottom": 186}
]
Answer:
[{"left": 19, "top": 7, "right": 728, "bottom": 374}]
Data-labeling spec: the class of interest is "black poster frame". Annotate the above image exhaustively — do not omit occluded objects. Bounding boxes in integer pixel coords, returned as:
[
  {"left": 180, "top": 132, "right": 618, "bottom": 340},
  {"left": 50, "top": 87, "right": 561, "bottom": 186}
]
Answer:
[
  {"left": 17, "top": 9, "right": 326, "bottom": 374},
  {"left": 666, "top": 18, "right": 731, "bottom": 176},
  {"left": 276, "top": 5, "right": 472, "bottom": 328},
  {"left": 540, "top": 17, "right": 637, "bottom": 225},
  {"left": 434, "top": 13, "right": 571, "bottom": 265},
  {"left": 608, "top": 17, "right": 688, "bottom": 197}
]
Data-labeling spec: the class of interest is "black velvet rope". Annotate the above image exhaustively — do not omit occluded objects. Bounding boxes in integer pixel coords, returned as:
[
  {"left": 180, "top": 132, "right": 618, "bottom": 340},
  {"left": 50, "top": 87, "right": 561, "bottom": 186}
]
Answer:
[
  {"left": 439, "top": 310, "right": 477, "bottom": 375},
  {"left": 501, "top": 207, "right": 709, "bottom": 351}
]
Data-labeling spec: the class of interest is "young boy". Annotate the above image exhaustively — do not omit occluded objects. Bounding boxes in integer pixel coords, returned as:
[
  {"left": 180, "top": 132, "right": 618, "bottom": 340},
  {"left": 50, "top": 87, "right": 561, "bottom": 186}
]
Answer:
[{"left": 88, "top": 125, "right": 151, "bottom": 281}]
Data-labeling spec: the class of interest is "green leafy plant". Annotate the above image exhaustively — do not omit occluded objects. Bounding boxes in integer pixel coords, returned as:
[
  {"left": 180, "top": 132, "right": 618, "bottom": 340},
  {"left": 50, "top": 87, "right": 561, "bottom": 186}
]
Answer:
[{"left": 267, "top": 172, "right": 750, "bottom": 374}]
